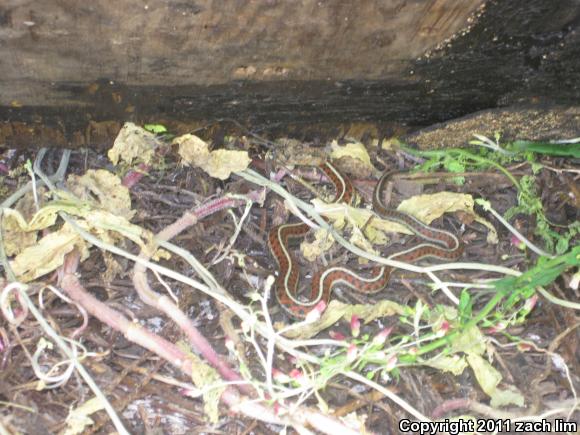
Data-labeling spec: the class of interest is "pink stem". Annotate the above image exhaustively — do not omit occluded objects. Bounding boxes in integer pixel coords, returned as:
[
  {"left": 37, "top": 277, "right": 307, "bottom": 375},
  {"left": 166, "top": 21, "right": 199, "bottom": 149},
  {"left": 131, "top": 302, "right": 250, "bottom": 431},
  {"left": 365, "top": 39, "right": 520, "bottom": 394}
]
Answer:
[
  {"left": 132, "top": 195, "right": 252, "bottom": 396},
  {"left": 431, "top": 398, "right": 471, "bottom": 419},
  {"left": 122, "top": 163, "right": 150, "bottom": 188},
  {"left": 59, "top": 254, "right": 358, "bottom": 433}
]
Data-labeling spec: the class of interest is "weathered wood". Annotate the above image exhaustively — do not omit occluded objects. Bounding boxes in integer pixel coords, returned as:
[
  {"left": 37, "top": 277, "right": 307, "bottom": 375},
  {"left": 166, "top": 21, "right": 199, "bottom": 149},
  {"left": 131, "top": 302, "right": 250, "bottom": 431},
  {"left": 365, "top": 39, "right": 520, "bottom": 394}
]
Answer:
[
  {"left": 0, "top": 0, "right": 579, "bottom": 139},
  {"left": 0, "top": 0, "right": 483, "bottom": 103}
]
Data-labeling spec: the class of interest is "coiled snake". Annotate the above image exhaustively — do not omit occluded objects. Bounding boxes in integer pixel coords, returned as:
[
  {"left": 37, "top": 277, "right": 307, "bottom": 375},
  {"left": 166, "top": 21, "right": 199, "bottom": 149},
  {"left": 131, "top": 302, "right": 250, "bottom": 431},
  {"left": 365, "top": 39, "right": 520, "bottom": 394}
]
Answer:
[{"left": 268, "top": 162, "right": 463, "bottom": 318}]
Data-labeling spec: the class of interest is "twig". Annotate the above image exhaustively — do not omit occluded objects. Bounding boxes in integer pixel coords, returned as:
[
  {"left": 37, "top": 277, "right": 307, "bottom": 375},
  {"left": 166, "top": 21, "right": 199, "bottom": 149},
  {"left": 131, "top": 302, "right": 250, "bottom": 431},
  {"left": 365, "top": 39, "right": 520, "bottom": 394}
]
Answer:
[
  {"left": 536, "top": 287, "right": 580, "bottom": 310},
  {"left": 345, "top": 371, "right": 430, "bottom": 422},
  {"left": 59, "top": 215, "right": 319, "bottom": 365},
  {"left": 477, "top": 199, "right": 553, "bottom": 258},
  {"left": 1, "top": 148, "right": 70, "bottom": 209},
  {"left": 130, "top": 197, "right": 255, "bottom": 396},
  {"left": 55, "top": 251, "right": 361, "bottom": 433},
  {"left": 211, "top": 197, "right": 253, "bottom": 265},
  {"left": 2, "top": 281, "right": 130, "bottom": 435}
]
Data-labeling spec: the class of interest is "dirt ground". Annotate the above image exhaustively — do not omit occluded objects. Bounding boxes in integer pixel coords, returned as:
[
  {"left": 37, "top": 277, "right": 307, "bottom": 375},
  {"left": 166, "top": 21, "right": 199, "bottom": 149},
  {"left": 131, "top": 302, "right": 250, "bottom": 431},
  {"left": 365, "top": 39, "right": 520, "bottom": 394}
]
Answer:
[{"left": 0, "top": 111, "right": 578, "bottom": 434}]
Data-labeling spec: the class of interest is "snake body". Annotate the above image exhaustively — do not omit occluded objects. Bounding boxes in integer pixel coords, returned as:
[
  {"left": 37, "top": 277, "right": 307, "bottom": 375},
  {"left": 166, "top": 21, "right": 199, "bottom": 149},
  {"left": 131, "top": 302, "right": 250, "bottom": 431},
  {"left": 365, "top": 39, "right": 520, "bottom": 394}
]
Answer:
[{"left": 268, "top": 163, "right": 463, "bottom": 319}]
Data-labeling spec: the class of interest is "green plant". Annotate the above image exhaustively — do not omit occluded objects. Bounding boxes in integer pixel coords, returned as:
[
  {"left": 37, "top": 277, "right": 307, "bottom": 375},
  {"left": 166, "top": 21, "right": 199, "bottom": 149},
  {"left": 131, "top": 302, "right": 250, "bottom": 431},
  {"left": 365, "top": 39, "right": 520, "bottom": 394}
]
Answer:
[{"left": 400, "top": 136, "right": 577, "bottom": 254}]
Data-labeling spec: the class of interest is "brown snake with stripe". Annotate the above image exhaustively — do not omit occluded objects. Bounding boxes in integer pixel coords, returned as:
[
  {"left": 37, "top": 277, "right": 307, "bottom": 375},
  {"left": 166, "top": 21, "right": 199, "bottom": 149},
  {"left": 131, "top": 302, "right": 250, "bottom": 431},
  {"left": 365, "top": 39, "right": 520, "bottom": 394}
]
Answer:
[{"left": 268, "top": 162, "right": 464, "bottom": 319}]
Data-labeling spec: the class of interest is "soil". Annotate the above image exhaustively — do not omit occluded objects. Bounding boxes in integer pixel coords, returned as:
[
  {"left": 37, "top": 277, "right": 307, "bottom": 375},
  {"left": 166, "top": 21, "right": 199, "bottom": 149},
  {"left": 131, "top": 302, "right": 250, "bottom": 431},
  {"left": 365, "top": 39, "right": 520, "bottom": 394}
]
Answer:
[{"left": 0, "top": 112, "right": 578, "bottom": 434}]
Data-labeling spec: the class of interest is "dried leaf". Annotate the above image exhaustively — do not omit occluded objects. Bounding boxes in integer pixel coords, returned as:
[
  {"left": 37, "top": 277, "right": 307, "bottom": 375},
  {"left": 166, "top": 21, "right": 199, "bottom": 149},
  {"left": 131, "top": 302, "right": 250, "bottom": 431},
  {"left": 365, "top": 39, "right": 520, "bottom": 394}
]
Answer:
[
  {"left": 370, "top": 137, "right": 403, "bottom": 150},
  {"left": 203, "top": 149, "right": 251, "bottom": 180},
  {"left": 312, "top": 199, "right": 412, "bottom": 244},
  {"left": 283, "top": 299, "right": 407, "bottom": 339},
  {"left": 15, "top": 187, "right": 46, "bottom": 219},
  {"left": 10, "top": 222, "right": 89, "bottom": 282},
  {"left": 178, "top": 341, "right": 225, "bottom": 423},
  {"left": 175, "top": 134, "right": 251, "bottom": 180},
  {"left": 489, "top": 385, "right": 525, "bottom": 408},
  {"left": 2, "top": 188, "right": 50, "bottom": 255},
  {"left": 271, "top": 138, "right": 326, "bottom": 166},
  {"left": 450, "top": 325, "right": 486, "bottom": 355},
  {"left": 102, "top": 252, "right": 123, "bottom": 285},
  {"left": 2, "top": 195, "right": 90, "bottom": 260},
  {"left": 26, "top": 198, "right": 92, "bottom": 231},
  {"left": 108, "top": 122, "right": 158, "bottom": 165},
  {"left": 301, "top": 228, "right": 336, "bottom": 261},
  {"left": 467, "top": 353, "right": 500, "bottom": 394},
  {"left": 298, "top": 201, "right": 382, "bottom": 261},
  {"left": 330, "top": 141, "right": 373, "bottom": 170},
  {"left": 424, "top": 354, "right": 468, "bottom": 375},
  {"left": 398, "top": 192, "right": 474, "bottom": 224},
  {"left": 63, "top": 397, "right": 105, "bottom": 435},
  {"left": 313, "top": 192, "right": 486, "bottom": 245},
  {"left": 399, "top": 192, "right": 497, "bottom": 243},
  {"left": 85, "top": 210, "right": 155, "bottom": 253},
  {"left": 1, "top": 207, "right": 38, "bottom": 256},
  {"left": 175, "top": 134, "right": 210, "bottom": 164},
  {"left": 296, "top": 191, "right": 492, "bottom": 269},
  {"left": 466, "top": 353, "right": 524, "bottom": 408},
  {"left": 2, "top": 198, "right": 89, "bottom": 237},
  {"left": 67, "top": 169, "right": 135, "bottom": 219},
  {"left": 474, "top": 215, "right": 499, "bottom": 244},
  {"left": 7, "top": 198, "right": 153, "bottom": 282}
]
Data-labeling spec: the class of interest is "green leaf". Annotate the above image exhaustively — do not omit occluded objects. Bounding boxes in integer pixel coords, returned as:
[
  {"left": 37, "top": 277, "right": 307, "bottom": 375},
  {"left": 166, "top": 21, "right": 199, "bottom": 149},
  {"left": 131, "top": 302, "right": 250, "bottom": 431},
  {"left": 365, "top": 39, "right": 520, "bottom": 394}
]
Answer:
[
  {"left": 530, "top": 161, "right": 543, "bottom": 174},
  {"left": 458, "top": 289, "right": 472, "bottom": 325},
  {"left": 495, "top": 246, "right": 580, "bottom": 299},
  {"left": 143, "top": 124, "right": 168, "bottom": 134},
  {"left": 556, "top": 237, "right": 569, "bottom": 255},
  {"left": 508, "top": 140, "right": 580, "bottom": 157}
]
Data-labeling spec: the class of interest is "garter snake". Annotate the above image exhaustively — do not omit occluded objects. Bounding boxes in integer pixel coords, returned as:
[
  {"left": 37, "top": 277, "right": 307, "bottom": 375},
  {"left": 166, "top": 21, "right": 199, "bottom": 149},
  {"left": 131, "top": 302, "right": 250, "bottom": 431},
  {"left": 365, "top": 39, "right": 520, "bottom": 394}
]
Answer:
[{"left": 268, "top": 163, "right": 463, "bottom": 319}]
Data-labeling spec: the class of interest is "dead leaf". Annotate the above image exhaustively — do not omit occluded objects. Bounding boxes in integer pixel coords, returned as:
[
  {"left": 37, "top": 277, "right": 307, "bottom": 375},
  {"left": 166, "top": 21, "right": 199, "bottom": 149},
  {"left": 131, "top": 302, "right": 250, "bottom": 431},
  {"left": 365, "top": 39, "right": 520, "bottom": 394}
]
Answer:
[
  {"left": 15, "top": 187, "right": 46, "bottom": 220},
  {"left": 85, "top": 209, "right": 155, "bottom": 254},
  {"left": 10, "top": 222, "right": 89, "bottom": 282},
  {"left": 398, "top": 192, "right": 497, "bottom": 244},
  {"left": 370, "top": 137, "right": 404, "bottom": 150},
  {"left": 296, "top": 190, "right": 495, "bottom": 263},
  {"left": 398, "top": 192, "right": 473, "bottom": 223},
  {"left": 342, "top": 123, "right": 380, "bottom": 141},
  {"left": 63, "top": 397, "right": 105, "bottom": 435},
  {"left": 1, "top": 194, "right": 91, "bottom": 258},
  {"left": 174, "top": 134, "right": 210, "bottom": 165},
  {"left": 424, "top": 354, "right": 468, "bottom": 375},
  {"left": 175, "top": 134, "right": 251, "bottom": 180},
  {"left": 474, "top": 216, "right": 499, "bottom": 244},
  {"left": 1, "top": 207, "right": 38, "bottom": 256},
  {"left": 178, "top": 341, "right": 225, "bottom": 423},
  {"left": 102, "top": 252, "right": 123, "bottom": 285},
  {"left": 283, "top": 299, "right": 408, "bottom": 339},
  {"left": 301, "top": 228, "right": 336, "bottom": 261},
  {"left": 330, "top": 141, "right": 375, "bottom": 177},
  {"left": 450, "top": 325, "right": 487, "bottom": 355},
  {"left": 270, "top": 138, "right": 326, "bottom": 167},
  {"left": 26, "top": 198, "right": 91, "bottom": 231},
  {"left": 67, "top": 169, "right": 135, "bottom": 219},
  {"left": 393, "top": 178, "right": 423, "bottom": 198},
  {"left": 204, "top": 149, "right": 251, "bottom": 180},
  {"left": 108, "top": 122, "right": 159, "bottom": 166},
  {"left": 466, "top": 353, "right": 524, "bottom": 408},
  {"left": 7, "top": 198, "right": 153, "bottom": 282},
  {"left": 330, "top": 141, "right": 373, "bottom": 170},
  {"left": 312, "top": 199, "right": 411, "bottom": 243}
]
